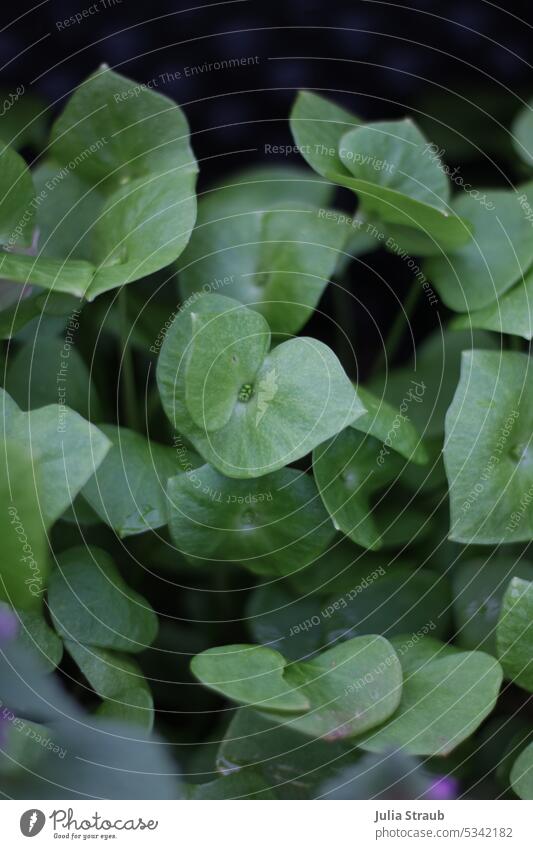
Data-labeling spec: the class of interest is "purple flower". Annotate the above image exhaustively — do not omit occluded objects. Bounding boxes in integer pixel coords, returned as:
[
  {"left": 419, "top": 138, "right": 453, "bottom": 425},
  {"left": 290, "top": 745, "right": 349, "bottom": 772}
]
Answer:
[
  {"left": 425, "top": 775, "right": 460, "bottom": 800},
  {"left": 0, "top": 606, "right": 18, "bottom": 643}
]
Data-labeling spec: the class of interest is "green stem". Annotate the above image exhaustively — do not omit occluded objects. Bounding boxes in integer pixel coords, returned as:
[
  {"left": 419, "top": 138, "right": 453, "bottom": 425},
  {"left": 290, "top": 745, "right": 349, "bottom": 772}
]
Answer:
[
  {"left": 118, "top": 287, "right": 140, "bottom": 432},
  {"left": 370, "top": 279, "right": 421, "bottom": 378}
]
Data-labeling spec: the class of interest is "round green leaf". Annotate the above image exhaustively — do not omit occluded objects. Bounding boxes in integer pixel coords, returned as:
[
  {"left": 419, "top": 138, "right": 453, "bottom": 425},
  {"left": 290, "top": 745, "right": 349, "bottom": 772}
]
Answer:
[
  {"left": 192, "top": 635, "right": 402, "bottom": 740},
  {"left": 157, "top": 294, "right": 364, "bottom": 478},
  {"left": 48, "top": 546, "right": 158, "bottom": 653},
  {"left": 0, "top": 140, "right": 35, "bottom": 247},
  {"left": 167, "top": 463, "right": 335, "bottom": 577},
  {"left": 313, "top": 428, "right": 404, "bottom": 550},
  {"left": 216, "top": 708, "right": 357, "bottom": 799},
  {"left": 496, "top": 577, "right": 533, "bottom": 692},
  {"left": 1, "top": 387, "right": 110, "bottom": 527},
  {"left": 82, "top": 424, "right": 190, "bottom": 537},
  {"left": 510, "top": 741, "right": 533, "bottom": 799},
  {"left": 358, "top": 640, "right": 503, "bottom": 756},
  {"left": 512, "top": 99, "right": 533, "bottom": 168},
  {"left": 444, "top": 350, "right": 533, "bottom": 543},
  {"left": 339, "top": 119, "right": 449, "bottom": 213},
  {"left": 425, "top": 185, "right": 533, "bottom": 312},
  {"left": 290, "top": 91, "right": 470, "bottom": 251},
  {"left": 179, "top": 202, "right": 348, "bottom": 335},
  {"left": 453, "top": 558, "right": 533, "bottom": 655},
  {"left": 0, "top": 442, "right": 48, "bottom": 610},
  {"left": 452, "top": 265, "right": 533, "bottom": 340},
  {"left": 65, "top": 641, "right": 154, "bottom": 730}
]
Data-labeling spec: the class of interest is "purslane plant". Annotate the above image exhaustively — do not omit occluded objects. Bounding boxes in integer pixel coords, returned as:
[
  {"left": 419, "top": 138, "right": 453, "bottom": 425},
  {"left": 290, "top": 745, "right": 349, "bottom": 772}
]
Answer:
[{"left": 0, "top": 67, "right": 532, "bottom": 801}]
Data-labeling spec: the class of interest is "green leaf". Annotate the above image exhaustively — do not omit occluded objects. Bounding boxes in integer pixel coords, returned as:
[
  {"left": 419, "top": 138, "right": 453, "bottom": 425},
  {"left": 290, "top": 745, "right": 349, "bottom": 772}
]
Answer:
[
  {"left": 31, "top": 159, "right": 102, "bottom": 262},
  {"left": 512, "top": 99, "right": 533, "bottom": 168},
  {"left": 167, "top": 463, "right": 335, "bottom": 577},
  {"left": 425, "top": 185, "right": 533, "bottom": 312},
  {"left": 50, "top": 68, "right": 196, "bottom": 184},
  {"left": 357, "top": 640, "right": 503, "bottom": 756},
  {"left": 16, "top": 610, "right": 63, "bottom": 672},
  {"left": 353, "top": 386, "right": 428, "bottom": 464},
  {"left": 215, "top": 708, "right": 358, "bottom": 799},
  {"left": 0, "top": 140, "right": 35, "bottom": 247},
  {"left": 0, "top": 67, "right": 198, "bottom": 300},
  {"left": 290, "top": 92, "right": 470, "bottom": 250},
  {"left": 192, "top": 643, "right": 311, "bottom": 713},
  {"left": 157, "top": 294, "right": 364, "bottom": 478},
  {"left": 452, "top": 265, "right": 533, "bottom": 340},
  {"left": 370, "top": 328, "right": 498, "bottom": 440},
  {"left": 48, "top": 546, "right": 158, "bottom": 652},
  {"left": 207, "top": 164, "right": 335, "bottom": 210},
  {"left": 496, "top": 577, "right": 533, "bottom": 692},
  {"left": 444, "top": 351, "right": 533, "bottom": 543},
  {"left": 5, "top": 332, "right": 101, "bottom": 419},
  {"left": 185, "top": 309, "right": 270, "bottom": 430},
  {"left": 65, "top": 641, "right": 154, "bottom": 730},
  {"left": 0, "top": 89, "right": 48, "bottom": 151},
  {"left": 339, "top": 119, "right": 449, "bottom": 211},
  {"left": 1, "top": 387, "right": 110, "bottom": 526},
  {"left": 179, "top": 202, "right": 348, "bottom": 335},
  {"left": 0, "top": 251, "right": 95, "bottom": 297},
  {"left": 290, "top": 90, "right": 360, "bottom": 177},
  {"left": 82, "top": 425, "right": 188, "bottom": 537},
  {"left": 453, "top": 558, "right": 533, "bottom": 655},
  {"left": 0, "top": 442, "right": 48, "bottom": 610},
  {"left": 192, "top": 636, "right": 403, "bottom": 740},
  {"left": 510, "top": 741, "right": 533, "bottom": 799},
  {"left": 186, "top": 769, "right": 279, "bottom": 800},
  {"left": 313, "top": 428, "right": 405, "bottom": 550}
]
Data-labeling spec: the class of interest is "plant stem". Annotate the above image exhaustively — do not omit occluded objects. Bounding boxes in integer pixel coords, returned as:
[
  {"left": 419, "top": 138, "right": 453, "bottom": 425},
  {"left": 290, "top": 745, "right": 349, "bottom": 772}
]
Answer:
[
  {"left": 118, "top": 287, "right": 140, "bottom": 431},
  {"left": 331, "top": 279, "right": 357, "bottom": 376},
  {"left": 370, "top": 279, "right": 421, "bottom": 378}
]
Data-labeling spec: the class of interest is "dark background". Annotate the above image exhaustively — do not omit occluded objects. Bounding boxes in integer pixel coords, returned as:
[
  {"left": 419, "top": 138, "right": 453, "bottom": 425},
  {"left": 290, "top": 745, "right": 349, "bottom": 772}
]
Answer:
[{"left": 2, "top": 0, "right": 533, "bottom": 367}]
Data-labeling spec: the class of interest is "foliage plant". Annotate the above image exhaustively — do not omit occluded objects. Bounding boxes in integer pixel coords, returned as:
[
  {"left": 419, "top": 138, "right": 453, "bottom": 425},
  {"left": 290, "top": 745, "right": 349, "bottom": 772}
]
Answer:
[{"left": 0, "top": 66, "right": 532, "bottom": 800}]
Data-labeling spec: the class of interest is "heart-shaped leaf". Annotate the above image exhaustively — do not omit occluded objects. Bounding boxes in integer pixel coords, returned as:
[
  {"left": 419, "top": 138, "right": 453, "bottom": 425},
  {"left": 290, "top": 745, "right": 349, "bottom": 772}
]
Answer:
[
  {"left": 290, "top": 91, "right": 470, "bottom": 251},
  {"left": 167, "top": 463, "right": 335, "bottom": 577},
  {"left": 157, "top": 294, "right": 364, "bottom": 478},
  {"left": 82, "top": 425, "right": 191, "bottom": 537},
  {"left": 453, "top": 558, "right": 533, "bottom": 655},
  {"left": 179, "top": 201, "right": 349, "bottom": 335},
  {"left": 0, "top": 67, "right": 198, "bottom": 300},
  {"left": 425, "top": 185, "right": 533, "bottom": 312},
  {"left": 496, "top": 577, "right": 533, "bottom": 692},
  {"left": 48, "top": 546, "right": 158, "bottom": 653},
  {"left": 1, "top": 387, "right": 110, "bottom": 526},
  {"left": 510, "top": 741, "right": 533, "bottom": 799},
  {"left": 65, "top": 641, "right": 154, "bottom": 730},
  {"left": 444, "top": 350, "right": 533, "bottom": 543},
  {"left": 192, "top": 635, "right": 403, "bottom": 740},
  {"left": 357, "top": 638, "right": 503, "bottom": 756}
]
